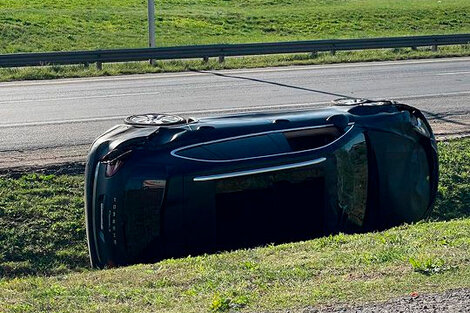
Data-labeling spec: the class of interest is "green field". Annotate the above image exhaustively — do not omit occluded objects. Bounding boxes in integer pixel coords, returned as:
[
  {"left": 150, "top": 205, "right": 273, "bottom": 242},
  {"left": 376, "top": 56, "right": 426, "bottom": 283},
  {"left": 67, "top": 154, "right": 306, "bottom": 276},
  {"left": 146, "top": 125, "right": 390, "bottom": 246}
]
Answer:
[
  {"left": 0, "top": 138, "right": 469, "bottom": 312},
  {"left": 0, "top": 0, "right": 470, "bottom": 81},
  {"left": 1, "top": 0, "right": 470, "bottom": 53}
]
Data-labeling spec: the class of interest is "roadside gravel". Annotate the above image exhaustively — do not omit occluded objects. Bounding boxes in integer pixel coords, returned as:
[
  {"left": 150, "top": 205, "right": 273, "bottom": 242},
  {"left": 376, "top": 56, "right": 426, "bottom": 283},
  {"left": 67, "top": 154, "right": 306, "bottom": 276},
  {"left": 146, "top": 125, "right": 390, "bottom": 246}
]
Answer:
[{"left": 305, "top": 289, "right": 470, "bottom": 313}]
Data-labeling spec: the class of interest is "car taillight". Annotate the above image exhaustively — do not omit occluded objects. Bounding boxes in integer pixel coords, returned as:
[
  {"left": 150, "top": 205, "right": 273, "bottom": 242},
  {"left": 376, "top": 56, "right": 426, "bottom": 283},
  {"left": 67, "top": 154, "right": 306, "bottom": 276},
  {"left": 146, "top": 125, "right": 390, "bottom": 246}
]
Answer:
[{"left": 101, "top": 150, "right": 133, "bottom": 177}]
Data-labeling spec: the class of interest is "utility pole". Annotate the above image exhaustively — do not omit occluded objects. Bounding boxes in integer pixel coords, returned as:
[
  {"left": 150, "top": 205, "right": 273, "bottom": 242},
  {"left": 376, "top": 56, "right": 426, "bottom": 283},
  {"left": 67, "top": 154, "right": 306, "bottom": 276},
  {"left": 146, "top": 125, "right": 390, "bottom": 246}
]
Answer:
[{"left": 148, "top": 0, "right": 156, "bottom": 65}]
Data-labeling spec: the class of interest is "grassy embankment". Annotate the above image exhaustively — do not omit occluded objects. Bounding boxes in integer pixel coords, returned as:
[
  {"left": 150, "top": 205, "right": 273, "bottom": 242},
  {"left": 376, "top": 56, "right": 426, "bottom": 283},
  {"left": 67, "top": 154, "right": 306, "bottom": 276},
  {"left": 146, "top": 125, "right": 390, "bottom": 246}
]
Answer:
[
  {"left": 0, "top": 138, "right": 469, "bottom": 312},
  {"left": 0, "top": 0, "right": 470, "bottom": 81}
]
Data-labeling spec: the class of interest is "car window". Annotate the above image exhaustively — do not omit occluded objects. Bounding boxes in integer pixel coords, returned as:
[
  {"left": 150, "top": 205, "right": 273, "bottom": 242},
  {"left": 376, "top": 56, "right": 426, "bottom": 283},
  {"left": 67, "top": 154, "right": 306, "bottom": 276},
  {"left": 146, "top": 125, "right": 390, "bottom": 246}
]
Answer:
[{"left": 175, "top": 126, "right": 341, "bottom": 161}]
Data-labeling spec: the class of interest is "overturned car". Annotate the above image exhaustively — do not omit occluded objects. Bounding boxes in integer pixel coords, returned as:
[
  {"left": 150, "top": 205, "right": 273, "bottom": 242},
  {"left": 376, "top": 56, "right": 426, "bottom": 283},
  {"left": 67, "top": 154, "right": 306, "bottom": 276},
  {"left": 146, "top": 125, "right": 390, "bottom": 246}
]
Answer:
[{"left": 85, "top": 100, "right": 438, "bottom": 268}]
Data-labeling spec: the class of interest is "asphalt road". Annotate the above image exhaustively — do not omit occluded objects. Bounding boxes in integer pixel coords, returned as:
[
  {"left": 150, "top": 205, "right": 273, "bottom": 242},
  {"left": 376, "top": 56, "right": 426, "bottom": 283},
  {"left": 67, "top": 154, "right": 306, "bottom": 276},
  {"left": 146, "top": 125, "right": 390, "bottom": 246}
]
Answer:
[{"left": 0, "top": 57, "right": 469, "bottom": 168}]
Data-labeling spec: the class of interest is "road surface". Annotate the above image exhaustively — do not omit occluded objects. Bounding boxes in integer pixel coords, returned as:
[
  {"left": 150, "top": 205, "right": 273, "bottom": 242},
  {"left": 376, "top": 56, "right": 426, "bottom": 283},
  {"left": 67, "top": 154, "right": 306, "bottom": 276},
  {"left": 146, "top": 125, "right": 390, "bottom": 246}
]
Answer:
[{"left": 0, "top": 57, "right": 469, "bottom": 169}]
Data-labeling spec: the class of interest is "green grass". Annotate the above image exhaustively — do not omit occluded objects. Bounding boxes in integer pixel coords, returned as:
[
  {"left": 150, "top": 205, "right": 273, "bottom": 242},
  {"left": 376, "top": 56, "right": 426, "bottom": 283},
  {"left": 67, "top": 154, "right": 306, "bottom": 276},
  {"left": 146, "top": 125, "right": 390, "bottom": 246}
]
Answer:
[
  {"left": 0, "top": 138, "right": 469, "bottom": 312},
  {"left": 2, "top": 0, "right": 470, "bottom": 52},
  {"left": 433, "top": 139, "right": 470, "bottom": 221},
  {"left": 1, "top": 221, "right": 470, "bottom": 312},
  {"left": 1, "top": 0, "right": 470, "bottom": 81},
  {"left": 0, "top": 174, "right": 87, "bottom": 277}
]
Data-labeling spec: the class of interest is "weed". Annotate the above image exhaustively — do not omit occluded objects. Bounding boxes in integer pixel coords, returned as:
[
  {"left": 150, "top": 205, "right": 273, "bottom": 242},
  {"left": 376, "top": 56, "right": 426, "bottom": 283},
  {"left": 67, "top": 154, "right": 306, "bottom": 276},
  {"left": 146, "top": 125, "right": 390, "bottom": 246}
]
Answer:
[
  {"left": 210, "top": 293, "right": 232, "bottom": 312},
  {"left": 409, "top": 257, "right": 453, "bottom": 275},
  {"left": 210, "top": 293, "right": 249, "bottom": 312}
]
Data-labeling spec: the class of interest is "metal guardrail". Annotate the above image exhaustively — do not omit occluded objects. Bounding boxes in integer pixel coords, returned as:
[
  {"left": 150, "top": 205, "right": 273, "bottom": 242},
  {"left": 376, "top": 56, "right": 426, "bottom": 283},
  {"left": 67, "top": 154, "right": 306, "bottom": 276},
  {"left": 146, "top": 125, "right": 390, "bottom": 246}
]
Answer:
[{"left": 0, "top": 34, "right": 469, "bottom": 69}]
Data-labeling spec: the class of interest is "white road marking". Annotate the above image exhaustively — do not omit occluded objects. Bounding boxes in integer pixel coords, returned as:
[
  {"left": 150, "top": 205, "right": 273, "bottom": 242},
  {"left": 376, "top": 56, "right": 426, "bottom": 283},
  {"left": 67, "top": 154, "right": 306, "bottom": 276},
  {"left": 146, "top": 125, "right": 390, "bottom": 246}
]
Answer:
[
  {"left": 1, "top": 89, "right": 469, "bottom": 128},
  {"left": 0, "top": 101, "right": 330, "bottom": 128},
  {"left": 0, "top": 91, "right": 161, "bottom": 104},
  {"left": 393, "top": 90, "right": 470, "bottom": 99},
  {"left": 1, "top": 84, "right": 469, "bottom": 107},
  {"left": 1, "top": 57, "right": 469, "bottom": 88},
  {"left": 436, "top": 71, "right": 470, "bottom": 76}
]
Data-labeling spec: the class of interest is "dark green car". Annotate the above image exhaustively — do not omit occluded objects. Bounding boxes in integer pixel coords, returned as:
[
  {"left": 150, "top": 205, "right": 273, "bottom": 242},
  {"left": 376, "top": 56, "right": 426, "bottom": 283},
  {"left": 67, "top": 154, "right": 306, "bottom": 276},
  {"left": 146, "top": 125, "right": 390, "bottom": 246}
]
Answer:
[{"left": 85, "top": 100, "right": 438, "bottom": 268}]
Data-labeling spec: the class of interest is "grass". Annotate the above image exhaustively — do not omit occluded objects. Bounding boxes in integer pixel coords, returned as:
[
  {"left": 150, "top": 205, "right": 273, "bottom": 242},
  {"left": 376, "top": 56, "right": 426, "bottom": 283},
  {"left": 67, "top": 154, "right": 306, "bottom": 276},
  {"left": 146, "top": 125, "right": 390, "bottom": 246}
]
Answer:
[
  {"left": 2, "top": 0, "right": 470, "bottom": 52},
  {"left": 433, "top": 139, "right": 470, "bottom": 221},
  {"left": 0, "top": 221, "right": 469, "bottom": 312},
  {"left": 0, "top": 174, "right": 87, "bottom": 277},
  {"left": 1, "top": 0, "right": 470, "bottom": 81},
  {"left": 0, "top": 138, "right": 469, "bottom": 312}
]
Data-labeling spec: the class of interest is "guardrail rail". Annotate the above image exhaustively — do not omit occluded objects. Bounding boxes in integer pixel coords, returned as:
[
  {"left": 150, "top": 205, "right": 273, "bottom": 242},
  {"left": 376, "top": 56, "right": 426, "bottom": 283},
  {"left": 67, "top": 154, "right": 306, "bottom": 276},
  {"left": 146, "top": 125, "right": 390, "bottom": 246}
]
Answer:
[{"left": 0, "top": 34, "right": 469, "bottom": 69}]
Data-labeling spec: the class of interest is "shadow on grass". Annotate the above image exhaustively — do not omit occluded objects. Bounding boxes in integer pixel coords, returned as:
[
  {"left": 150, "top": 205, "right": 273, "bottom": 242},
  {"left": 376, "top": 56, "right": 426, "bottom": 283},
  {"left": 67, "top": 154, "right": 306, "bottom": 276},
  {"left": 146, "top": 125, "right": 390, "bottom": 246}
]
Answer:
[
  {"left": 432, "top": 189, "right": 470, "bottom": 221},
  {"left": 0, "top": 174, "right": 89, "bottom": 278},
  {"left": 430, "top": 139, "right": 470, "bottom": 221}
]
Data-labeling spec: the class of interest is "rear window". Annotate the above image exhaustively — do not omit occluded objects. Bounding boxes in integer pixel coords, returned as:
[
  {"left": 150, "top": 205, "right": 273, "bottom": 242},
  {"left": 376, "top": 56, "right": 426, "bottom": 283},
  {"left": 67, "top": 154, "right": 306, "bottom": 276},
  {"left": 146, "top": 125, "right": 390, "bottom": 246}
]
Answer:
[{"left": 284, "top": 127, "right": 341, "bottom": 151}]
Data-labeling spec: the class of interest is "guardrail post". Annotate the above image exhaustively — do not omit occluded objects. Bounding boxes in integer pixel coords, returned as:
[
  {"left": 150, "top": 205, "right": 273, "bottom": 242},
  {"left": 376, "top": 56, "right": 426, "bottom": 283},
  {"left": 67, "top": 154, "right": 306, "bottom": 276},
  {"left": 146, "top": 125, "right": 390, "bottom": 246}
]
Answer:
[
  {"left": 330, "top": 49, "right": 336, "bottom": 56},
  {"left": 218, "top": 55, "right": 225, "bottom": 63},
  {"left": 148, "top": 0, "right": 156, "bottom": 66},
  {"left": 309, "top": 51, "right": 318, "bottom": 58},
  {"left": 203, "top": 56, "right": 209, "bottom": 63},
  {"left": 432, "top": 45, "right": 438, "bottom": 52},
  {"left": 96, "top": 62, "right": 103, "bottom": 71},
  {"left": 83, "top": 62, "right": 89, "bottom": 68},
  {"left": 411, "top": 46, "right": 417, "bottom": 51}
]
